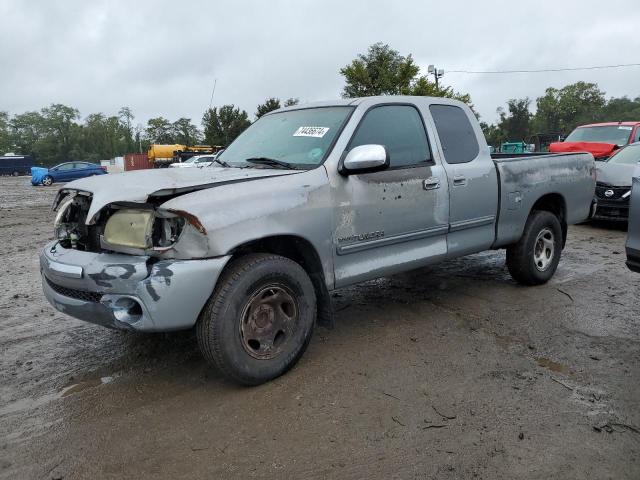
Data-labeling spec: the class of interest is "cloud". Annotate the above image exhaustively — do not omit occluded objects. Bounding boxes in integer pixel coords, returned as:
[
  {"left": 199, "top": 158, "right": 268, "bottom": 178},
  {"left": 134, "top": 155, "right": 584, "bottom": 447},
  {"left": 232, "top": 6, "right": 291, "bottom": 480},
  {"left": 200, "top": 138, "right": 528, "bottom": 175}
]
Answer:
[{"left": 2, "top": 0, "right": 639, "bottom": 125}]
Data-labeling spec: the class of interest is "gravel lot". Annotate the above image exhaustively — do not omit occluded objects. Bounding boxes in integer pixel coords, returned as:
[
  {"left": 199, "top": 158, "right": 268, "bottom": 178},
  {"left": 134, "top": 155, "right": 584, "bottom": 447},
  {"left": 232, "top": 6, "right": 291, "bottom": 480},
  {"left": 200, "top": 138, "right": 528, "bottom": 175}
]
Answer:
[{"left": 1, "top": 175, "right": 639, "bottom": 479}]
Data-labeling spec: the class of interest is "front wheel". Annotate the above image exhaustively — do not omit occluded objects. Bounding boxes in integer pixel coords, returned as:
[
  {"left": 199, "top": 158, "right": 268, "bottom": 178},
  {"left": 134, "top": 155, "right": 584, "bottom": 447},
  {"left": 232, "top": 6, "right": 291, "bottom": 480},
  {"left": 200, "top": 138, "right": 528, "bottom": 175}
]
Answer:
[
  {"left": 197, "top": 253, "right": 316, "bottom": 385},
  {"left": 42, "top": 175, "right": 53, "bottom": 186},
  {"left": 506, "top": 210, "right": 563, "bottom": 285}
]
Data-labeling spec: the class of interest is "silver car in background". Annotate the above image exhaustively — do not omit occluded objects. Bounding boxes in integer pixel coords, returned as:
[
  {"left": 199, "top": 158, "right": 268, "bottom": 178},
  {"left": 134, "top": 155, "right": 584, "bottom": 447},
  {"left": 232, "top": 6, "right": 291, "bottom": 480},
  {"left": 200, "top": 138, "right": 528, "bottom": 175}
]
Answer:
[
  {"left": 626, "top": 163, "right": 640, "bottom": 272},
  {"left": 594, "top": 142, "right": 640, "bottom": 221},
  {"left": 169, "top": 154, "right": 217, "bottom": 168}
]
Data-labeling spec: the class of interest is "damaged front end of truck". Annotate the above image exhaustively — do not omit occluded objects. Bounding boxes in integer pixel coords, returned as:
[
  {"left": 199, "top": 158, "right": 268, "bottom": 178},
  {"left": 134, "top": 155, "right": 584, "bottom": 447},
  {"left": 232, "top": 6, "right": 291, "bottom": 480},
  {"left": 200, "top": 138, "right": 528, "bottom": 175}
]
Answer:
[{"left": 41, "top": 181, "right": 233, "bottom": 331}]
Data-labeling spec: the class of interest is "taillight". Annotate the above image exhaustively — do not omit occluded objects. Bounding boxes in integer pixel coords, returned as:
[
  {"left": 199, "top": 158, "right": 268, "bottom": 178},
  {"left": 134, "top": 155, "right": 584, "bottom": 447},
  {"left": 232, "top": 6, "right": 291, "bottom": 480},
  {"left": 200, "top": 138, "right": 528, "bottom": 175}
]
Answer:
[{"left": 100, "top": 166, "right": 107, "bottom": 171}]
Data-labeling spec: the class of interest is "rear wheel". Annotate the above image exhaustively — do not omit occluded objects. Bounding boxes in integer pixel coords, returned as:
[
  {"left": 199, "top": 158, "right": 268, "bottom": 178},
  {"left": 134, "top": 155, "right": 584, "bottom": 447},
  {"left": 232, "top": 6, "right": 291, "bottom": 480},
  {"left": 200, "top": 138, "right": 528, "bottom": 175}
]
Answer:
[
  {"left": 197, "top": 253, "right": 316, "bottom": 385},
  {"left": 12, "top": 171, "right": 19, "bottom": 177},
  {"left": 506, "top": 210, "right": 562, "bottom": 285},
  {"left": 42, "top": 175, "right": 53, "bottom": 186}
]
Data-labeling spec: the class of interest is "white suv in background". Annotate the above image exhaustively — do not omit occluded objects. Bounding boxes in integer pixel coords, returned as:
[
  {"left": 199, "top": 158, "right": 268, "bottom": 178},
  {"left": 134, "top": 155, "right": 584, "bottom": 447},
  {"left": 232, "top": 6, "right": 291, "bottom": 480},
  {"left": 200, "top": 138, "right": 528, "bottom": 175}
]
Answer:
[{"left": 169, "top": 155, "right": 216, "bottom": 168}]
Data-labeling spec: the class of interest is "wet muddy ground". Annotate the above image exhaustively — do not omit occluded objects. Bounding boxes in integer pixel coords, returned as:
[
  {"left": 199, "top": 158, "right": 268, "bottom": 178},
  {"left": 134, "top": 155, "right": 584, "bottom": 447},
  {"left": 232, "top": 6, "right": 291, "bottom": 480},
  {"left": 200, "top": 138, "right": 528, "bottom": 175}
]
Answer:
[{"left": 1, "top": 175, "right": 639, "bottom": 479}]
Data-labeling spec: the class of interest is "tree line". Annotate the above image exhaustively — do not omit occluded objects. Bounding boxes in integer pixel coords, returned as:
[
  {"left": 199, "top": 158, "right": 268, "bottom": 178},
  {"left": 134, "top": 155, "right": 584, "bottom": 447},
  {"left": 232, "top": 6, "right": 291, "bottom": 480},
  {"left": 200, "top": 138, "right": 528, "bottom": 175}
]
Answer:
[
  {"left": 0, "top": 97, "right": 299, "bottom": 166},
  {"left": 482, "top": 83, "right": 640, "bottom": 147},
  {"left": 2, "top": 42, "right": 639, "bottom": 165}
]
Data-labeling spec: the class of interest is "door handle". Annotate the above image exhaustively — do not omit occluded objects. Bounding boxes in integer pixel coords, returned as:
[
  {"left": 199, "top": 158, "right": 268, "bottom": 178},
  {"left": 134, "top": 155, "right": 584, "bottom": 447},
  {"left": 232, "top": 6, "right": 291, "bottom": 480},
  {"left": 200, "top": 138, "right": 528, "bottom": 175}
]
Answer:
[
  {"left": 423, "top": 177, "right": 440, "bottom": 190},
  {"left": 453, "top": 175, "right": 467, "bottom": 186}
]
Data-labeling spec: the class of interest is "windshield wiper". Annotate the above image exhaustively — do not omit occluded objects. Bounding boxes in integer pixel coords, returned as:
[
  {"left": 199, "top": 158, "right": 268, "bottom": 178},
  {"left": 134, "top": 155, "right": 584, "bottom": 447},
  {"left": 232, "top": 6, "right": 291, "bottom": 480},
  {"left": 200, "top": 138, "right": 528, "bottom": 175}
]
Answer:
[
  {"left": 212, "top": 157, "right": 231, "bottom": 168},
  {"left": 244, "top": 157, "right": 296, "bottom": 169}
]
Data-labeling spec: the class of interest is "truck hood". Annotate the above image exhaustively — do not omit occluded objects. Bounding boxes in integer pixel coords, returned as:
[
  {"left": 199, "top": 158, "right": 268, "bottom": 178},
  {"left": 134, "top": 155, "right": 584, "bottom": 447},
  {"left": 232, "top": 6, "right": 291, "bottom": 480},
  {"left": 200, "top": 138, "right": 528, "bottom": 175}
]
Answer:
[
  {"left": 549, "top": 141, "right": 619, "bottom": 159},
  {"left": 58, "top": 166, "right": 300, "bottom": 222},
  {"left": 595, "top": 161, "right": 636, "bottom": 187}
]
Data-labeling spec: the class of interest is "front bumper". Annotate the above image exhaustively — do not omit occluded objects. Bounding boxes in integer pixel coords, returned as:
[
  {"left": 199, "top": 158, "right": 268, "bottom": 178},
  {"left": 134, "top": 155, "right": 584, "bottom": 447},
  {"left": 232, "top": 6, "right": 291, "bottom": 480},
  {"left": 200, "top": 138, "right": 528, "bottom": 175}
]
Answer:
[
  {"left": 592, "top": 199, "right": 629, "bottom": 221},
  {"left": 40, "top": 241, "right": 230, "bottom": 331}
]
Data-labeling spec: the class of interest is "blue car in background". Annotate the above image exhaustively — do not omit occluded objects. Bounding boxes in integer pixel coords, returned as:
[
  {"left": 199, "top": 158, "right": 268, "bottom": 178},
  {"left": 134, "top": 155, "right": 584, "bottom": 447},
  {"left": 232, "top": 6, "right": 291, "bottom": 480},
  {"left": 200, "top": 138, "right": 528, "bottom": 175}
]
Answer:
[{"left": 31, "top": 161, "right": 107, "bottom": 186}]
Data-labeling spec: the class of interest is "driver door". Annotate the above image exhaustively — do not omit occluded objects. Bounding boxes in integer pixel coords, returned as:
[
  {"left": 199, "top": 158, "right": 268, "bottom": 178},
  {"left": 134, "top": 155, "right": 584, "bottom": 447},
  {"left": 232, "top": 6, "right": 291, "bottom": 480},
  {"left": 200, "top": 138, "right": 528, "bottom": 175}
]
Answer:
[{"left": 331, "top": 104, "right": 449, "bottom": 287}]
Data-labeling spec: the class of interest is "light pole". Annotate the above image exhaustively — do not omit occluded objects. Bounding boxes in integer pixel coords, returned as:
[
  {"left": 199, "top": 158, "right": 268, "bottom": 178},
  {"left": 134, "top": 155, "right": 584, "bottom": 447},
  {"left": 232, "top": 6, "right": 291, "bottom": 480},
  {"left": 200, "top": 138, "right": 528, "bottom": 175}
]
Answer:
[{"left": 427, "top": 65, "right": 444, "bottom": 89}]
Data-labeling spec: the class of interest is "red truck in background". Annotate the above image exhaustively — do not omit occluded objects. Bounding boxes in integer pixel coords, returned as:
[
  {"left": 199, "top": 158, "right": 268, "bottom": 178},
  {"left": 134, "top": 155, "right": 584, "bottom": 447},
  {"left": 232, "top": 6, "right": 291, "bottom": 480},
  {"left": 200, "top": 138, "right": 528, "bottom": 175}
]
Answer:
[{"left": 550, "top": 121, "right": 640, "bottom": 160}]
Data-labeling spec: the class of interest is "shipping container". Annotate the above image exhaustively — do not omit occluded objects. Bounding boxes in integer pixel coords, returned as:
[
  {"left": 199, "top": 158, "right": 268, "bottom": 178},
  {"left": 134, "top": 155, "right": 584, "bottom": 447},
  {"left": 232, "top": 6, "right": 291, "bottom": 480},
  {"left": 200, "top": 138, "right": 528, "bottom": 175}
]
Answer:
[{"left": 124, "top": 153, "right": 151, "bottom": 171}]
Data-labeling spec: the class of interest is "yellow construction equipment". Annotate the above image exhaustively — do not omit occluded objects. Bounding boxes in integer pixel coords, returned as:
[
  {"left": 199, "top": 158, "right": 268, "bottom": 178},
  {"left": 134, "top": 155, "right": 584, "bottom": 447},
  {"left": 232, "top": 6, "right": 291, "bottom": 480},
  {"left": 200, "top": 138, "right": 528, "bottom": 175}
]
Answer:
[{"left": 147, "top": 144, "right": 223, "bottom": 167}]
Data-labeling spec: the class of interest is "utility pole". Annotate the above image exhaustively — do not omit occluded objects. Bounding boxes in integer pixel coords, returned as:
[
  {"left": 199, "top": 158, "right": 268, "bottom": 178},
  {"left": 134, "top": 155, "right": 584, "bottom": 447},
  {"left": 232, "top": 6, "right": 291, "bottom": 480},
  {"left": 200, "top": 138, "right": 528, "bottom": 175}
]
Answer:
[
  {"left": 427, "top": 65, "right": 445, "bottom": 90},
  {"left": 208, "top": 78, "right": 218, "bottom": 111}
]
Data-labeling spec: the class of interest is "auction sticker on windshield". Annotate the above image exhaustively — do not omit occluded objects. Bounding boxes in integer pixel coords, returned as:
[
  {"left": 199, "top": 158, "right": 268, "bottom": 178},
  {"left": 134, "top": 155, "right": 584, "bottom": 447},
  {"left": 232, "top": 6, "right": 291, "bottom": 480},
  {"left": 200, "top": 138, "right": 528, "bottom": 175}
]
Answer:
[{"left": 293, "top": 126, "right": 329, "bottom": 138}]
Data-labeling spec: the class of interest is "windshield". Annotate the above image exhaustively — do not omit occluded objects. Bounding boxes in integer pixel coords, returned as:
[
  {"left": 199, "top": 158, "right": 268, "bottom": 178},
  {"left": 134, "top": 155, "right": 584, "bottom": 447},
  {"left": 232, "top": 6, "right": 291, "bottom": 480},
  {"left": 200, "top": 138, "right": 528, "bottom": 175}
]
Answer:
[
  {"left": 608, "top": 144, "right": 640, "bottom": 165},
  {"left": 184, "top": 156, "right": 199, "bottom": 163},
  {"left": 218, "top": 107, "right": 354, "bottom": 169},
  {"left": 564, "top": 125, "right": 632, "bottom": 146}
]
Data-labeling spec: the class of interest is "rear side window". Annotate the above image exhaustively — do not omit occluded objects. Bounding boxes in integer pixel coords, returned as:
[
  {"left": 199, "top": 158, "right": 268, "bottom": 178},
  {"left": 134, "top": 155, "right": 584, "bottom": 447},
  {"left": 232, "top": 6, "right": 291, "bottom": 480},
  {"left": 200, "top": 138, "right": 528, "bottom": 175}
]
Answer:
[
  {"left": 349, "top": 105, "right": 431, "bottom": 168},
  {"left": 430, "top": 104, "right": 479, "bottom": 164}
]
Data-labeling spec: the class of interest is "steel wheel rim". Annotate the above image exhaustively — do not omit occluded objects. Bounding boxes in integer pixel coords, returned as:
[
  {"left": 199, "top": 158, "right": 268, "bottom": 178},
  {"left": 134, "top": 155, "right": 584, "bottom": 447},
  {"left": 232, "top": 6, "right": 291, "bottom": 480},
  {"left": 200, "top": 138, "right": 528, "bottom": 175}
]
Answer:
[
  {"left": 239, "top": 284, "right": 299, "bottom": 360},
  {"left": 533, "top": 228, "right": 555, "bottom": 272}
]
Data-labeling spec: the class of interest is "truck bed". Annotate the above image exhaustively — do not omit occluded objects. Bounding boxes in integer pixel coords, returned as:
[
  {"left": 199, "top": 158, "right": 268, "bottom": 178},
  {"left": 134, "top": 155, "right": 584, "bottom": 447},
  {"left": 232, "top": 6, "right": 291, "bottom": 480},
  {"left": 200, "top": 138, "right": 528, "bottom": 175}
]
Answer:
[{"left": 491, "top": 152, "right": 596, "bottom": 248}]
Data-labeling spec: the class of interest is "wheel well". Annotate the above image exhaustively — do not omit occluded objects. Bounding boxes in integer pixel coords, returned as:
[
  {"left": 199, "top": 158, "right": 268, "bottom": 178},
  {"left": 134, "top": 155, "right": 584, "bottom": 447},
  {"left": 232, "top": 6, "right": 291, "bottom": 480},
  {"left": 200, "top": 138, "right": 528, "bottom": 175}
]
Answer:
[
  {"left": 531, "top": 193, "right": 567, "bottom": 247},
  {"left": 228, "top": 235, "right": 333, "bottom": 328}
]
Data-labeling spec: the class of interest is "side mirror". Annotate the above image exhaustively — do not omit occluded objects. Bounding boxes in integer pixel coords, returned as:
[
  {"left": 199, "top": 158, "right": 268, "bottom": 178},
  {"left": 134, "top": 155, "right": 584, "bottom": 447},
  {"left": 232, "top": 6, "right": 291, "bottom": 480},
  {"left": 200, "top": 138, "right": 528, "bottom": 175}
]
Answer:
[{"left": 339, "top": 144, "right": 389, "bottom": 175}]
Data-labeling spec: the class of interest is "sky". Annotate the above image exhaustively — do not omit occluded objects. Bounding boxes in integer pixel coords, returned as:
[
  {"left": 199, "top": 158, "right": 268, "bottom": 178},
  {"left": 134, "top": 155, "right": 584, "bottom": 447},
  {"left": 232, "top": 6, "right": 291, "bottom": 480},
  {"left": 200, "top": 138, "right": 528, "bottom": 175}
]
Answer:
[{"left": 1, "top": 0, "right": 639, "bottom": 128}]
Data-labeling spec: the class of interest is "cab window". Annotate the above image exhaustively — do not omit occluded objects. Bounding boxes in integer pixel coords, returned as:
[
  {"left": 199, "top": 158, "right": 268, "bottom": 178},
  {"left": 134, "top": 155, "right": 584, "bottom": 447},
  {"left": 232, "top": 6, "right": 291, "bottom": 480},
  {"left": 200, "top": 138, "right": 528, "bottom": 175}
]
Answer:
[{"left": 349, "top": 105, "right": 431, "bottom": 168}]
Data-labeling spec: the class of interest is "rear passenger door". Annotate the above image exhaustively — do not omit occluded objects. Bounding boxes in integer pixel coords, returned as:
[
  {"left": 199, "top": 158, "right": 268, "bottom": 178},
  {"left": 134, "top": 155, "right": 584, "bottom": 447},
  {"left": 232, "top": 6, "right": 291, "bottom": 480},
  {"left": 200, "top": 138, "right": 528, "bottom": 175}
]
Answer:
[{"left": 429, "top": 104, "right": 498, "bottom": 257}]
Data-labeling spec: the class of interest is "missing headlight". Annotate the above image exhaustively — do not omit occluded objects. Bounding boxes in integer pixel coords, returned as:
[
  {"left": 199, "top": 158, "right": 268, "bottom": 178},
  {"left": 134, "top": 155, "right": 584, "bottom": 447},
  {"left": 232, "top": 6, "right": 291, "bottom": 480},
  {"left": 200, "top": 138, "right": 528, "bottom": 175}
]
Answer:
[{"left": 54, "top": 194, "right": 93, "bottom": 250}]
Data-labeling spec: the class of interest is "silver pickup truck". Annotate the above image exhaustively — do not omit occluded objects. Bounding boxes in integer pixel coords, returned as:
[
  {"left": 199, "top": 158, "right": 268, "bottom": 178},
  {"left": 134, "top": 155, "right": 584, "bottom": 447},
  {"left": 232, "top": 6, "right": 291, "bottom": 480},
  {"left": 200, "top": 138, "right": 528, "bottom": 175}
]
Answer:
[{"left": 40, "top": 96, "right": 595, "bottom": 384}]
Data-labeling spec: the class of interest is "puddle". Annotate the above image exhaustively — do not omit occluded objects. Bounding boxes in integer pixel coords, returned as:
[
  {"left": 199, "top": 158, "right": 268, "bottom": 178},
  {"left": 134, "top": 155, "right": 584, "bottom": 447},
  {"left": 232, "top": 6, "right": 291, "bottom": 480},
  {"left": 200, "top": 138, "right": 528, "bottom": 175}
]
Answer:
[
  {"left": 535, "top": 357, "right": 569, "bottom": 373},
  {"left": 493, "top": 334, "right": 520, "bottom": 348},
  {"left": 61, "top": 376, "right": 114, "bottom": 397},
  {"left": 0, "top": 376, "right": 116, "bottom": 417}
]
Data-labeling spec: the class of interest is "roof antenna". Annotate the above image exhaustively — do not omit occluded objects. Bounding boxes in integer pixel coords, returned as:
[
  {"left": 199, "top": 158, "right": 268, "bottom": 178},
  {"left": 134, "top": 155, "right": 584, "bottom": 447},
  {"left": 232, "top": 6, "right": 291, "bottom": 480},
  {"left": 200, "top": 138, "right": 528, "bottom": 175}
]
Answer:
[{"left": 208, "top": 78, "right": 218, "bottom": 111}]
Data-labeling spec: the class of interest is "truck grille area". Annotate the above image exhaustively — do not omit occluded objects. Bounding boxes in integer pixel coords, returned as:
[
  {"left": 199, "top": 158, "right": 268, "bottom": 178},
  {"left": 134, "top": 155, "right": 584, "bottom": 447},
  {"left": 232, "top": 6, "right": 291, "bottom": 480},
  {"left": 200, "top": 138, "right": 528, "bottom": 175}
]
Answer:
[{"left": 45, "top": 277, "right": 102, "bottom": 303}]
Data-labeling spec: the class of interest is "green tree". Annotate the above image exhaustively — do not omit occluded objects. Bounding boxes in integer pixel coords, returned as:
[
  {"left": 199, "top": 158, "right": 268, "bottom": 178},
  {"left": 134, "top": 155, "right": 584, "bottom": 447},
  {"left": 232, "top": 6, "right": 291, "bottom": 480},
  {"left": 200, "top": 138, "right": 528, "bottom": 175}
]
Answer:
[
  {"left": 283, "top": 98, "right": 299, "bottom": 107},
  {"left": 172, "top": 118, "right": 201, "bottom": 145},
  {"left": 409, "top": 76, "right": 475, "bottom": 112},
  {"left": 480, "top": 121, "right": 504, "bottom": 148},
  {"left": 599, "top": 96, "right": 640, "bottom": 122},
  {"left": 202, "top": 105, "right": 251, "bottom": 147},
  {"left": 0, "top": 111, "right": 11, "bottom": 153},
  {"left": 497, "top": 98, "right": 532, "bottom": 142},
  {"left": 9, "top": 111, "right": 45, "bottom": 160},
  {"left": 37, "top": 104, "right": 81, "bottom": 163},
  {"left": 531, "top": 81, "right": 606, "bottom": 134},
  {"left": 255, "top": 98, "right": 281, "bottom": 119},
  {"left": 340, "top": 43, "right": 420, "bottom": 97},
  {"left": 145, "top": 117, "right": 174, "bottom": 144},
  {"left": 340, "top": 43, "right": 475, "bottom": 110},
  {"left": 118, "top": 106, "right": 135, "bottom": 152}
]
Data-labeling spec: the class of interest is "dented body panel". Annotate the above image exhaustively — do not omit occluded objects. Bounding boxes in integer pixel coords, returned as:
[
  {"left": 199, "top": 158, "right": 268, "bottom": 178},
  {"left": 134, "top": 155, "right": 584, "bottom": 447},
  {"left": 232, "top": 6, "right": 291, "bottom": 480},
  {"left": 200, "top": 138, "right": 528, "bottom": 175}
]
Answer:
[
  {"left": 40, "top": 96, "right": 595, "bottom": 332},
  {"left": 492, "top": 154, "right": 596, "bottom": 247}
]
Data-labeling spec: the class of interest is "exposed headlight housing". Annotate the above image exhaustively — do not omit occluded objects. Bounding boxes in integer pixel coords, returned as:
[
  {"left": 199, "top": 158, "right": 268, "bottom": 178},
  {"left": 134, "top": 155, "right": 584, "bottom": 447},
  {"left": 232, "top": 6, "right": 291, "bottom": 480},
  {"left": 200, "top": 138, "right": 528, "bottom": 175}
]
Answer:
[
  {"left": 102, "top": 209, "right": 155, "bottom": 250},
  {"left": 100, "top": 208, "right": 186, "bottom": 255}
]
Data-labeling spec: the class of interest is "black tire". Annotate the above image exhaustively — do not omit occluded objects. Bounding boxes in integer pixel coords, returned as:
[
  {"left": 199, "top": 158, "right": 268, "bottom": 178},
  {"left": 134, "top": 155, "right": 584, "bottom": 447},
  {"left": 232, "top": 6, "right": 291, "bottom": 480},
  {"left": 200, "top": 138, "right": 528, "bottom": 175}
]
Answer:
[
  {"left": 197, "top": 253, "right": 316, "bottom": 385},
  {"left": 42, "top": 175, "right": 53, "bottom": 186},
  {"left": 506, "top": 210, "right": 563, "bottom": 285}
]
